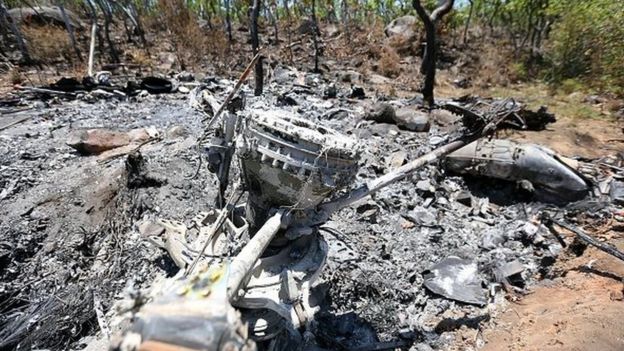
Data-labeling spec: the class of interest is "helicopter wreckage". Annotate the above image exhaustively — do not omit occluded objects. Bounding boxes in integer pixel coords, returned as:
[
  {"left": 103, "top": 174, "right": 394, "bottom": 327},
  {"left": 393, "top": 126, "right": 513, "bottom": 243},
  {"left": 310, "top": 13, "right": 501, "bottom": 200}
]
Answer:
[{"left": 108, "top": 87, "right": 604, "bottom": 351}]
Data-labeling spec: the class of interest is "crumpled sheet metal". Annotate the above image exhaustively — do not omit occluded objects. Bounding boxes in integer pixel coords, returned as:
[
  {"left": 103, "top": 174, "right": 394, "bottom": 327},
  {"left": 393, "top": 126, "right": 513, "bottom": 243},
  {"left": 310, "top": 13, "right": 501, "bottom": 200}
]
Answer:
[
  {"left": 444, "top": 139, "right": 588, "bottom": 201},
  {"left": 238, "top": 108, "right": 360, "bottom": 227},
  {"left": 423, "top": 256, "right": 487, "bottom": 306},
  {"left": 114, "top": 264, "right": 256, "bottom": 351}
]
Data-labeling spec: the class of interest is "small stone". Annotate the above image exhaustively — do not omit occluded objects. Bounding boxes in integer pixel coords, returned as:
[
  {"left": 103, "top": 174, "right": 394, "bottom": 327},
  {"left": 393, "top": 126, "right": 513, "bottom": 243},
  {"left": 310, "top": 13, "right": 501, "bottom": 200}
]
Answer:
[{"left": 387, "top": 150, "right": 407, "bottom": 168}]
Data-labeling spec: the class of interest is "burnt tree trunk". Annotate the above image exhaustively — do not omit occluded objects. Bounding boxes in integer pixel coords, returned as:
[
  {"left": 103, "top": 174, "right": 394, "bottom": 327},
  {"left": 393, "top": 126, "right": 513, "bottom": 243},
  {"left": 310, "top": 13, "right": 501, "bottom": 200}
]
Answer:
[
  {"left": 57, "top": 2, "right": 82, "bottom": 61},
  {"left": 128, "top": 2, "right": 148, "bottom": 48},
  {"left": 462, "top": 0, "right": 473, "bottom": 45},
  {"left": 250, "top": 0, "right": 263, "bottom": 95},
  {"left": 225, "top": 0, "right": 232, "bottom": 42},
  {"left": 268, "top": 0, "right": 278, "bottom": 44},
  {"left": 311, "top": 0, "right": 319, "bottom": 72},
  {"left": 284, "top": 0, "right": 293, "bottom": 63},
  {"left": 0, "top": 0, "right": 31, "bottom": 63},
  {"left": 413, "top": 0, "right": 454, "bottom": 107},
  {"left": 341, "top": 0, "right": 349, "bottom": 37},
  {"left": 95, "top": 0, "right": 119, "bottom": 63}
]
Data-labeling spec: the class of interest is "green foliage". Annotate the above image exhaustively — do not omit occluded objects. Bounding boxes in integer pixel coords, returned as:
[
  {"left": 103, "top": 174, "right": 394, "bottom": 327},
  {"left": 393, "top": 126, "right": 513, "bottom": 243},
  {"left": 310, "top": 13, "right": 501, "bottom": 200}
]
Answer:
[
  {"left": 461, "top": 0, "right": 624, "bottom": 95},
  {"left": 546, "top": 0, "right": 624, "bottom": 95}
]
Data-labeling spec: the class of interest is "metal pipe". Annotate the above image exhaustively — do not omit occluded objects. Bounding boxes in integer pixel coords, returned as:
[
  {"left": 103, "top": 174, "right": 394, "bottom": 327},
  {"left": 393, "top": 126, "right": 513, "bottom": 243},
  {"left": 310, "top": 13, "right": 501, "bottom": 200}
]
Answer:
[
  {"left": 87, "top": 22, "right": 97, "bottom": 77},
  {"left": 227, "top": 210, "right": 284, "bottom": 302},
  {"left": 320, "top": 139, "right": 469, "bottom": 216}
]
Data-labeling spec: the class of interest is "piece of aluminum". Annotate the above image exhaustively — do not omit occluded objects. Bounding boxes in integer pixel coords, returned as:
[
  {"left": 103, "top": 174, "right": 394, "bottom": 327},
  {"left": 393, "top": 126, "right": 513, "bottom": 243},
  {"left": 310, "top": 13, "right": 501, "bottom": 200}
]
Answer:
[{"left": 444, "top": 139, "right": 588, "bottom": 201}]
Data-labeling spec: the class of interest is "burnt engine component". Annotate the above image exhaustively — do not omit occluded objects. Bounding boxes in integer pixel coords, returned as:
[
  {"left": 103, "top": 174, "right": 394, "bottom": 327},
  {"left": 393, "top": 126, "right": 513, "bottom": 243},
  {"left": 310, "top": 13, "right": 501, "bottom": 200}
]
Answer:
[
  {"left": 444, "top": 139, "right": 588, "bottom": 201},
  {"left": 237, "top": 108, "right": 360, "bottom": 228}
]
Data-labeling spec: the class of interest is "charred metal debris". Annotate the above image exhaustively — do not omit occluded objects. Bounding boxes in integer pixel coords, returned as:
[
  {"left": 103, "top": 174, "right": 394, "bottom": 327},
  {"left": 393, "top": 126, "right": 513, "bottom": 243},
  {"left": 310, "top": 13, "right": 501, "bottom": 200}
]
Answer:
[
  {"left": 115, "top": 81, "right": 619, "bottom": 350},
  {"left": 1, "top": 68, "right": 623, "bottom": 351}
]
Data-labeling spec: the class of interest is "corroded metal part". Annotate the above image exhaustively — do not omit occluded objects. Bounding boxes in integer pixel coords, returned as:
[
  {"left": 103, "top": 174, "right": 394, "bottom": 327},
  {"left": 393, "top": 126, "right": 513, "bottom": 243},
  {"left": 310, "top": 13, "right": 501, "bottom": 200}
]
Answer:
[
  {"left": 113, "top": 264, "right": 256, "bottom": 351},
  {"left": 444, "top": 139, "right": 588, "bottom": 200},
  {"left": 238, "top": 108, "right": 360, "bottom": 227},
  {"left": 233, "top": 233, "right": 328, "bottom": 328}
]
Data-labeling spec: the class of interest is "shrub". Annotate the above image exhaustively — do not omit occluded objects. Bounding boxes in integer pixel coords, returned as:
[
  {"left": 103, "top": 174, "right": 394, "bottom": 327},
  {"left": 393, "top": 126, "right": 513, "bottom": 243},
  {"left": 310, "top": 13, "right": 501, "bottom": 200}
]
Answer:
[
  {"left": 377, "top": 46, "right": 401, "bottom": 78},
  {"left": 21, "top": 24, "right": 72, "bottom": 62},
  {"left": 546, "top": 0, "right": 624, "bottom": 95}
]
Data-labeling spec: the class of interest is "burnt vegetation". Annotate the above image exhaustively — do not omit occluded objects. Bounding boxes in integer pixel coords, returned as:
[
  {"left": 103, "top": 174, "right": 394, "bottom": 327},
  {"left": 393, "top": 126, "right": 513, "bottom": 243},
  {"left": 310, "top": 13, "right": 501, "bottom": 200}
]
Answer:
[{"left": 0, "top": 1, "right": 623, "bottom": 351}]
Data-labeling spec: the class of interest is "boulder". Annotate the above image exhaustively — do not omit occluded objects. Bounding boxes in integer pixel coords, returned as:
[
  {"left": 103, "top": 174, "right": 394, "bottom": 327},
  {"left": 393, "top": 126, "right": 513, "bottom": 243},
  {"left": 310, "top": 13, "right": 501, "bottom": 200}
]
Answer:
[
  {"left": 336, "top": 70, "right": 362, "bottom": 83},
  {"left": 8, "top": 6, "right": 83, "bottom": 29},
  {"left": 166, "top": 126, "right": 188, "bottom": 139},
  {"left": 384, "top": 15, "right": 418, "bottom": 40}
]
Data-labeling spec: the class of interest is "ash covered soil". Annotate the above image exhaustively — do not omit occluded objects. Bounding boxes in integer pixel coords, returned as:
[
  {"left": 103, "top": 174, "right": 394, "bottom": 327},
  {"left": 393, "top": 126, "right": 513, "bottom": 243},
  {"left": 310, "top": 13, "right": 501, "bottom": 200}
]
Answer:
[{"left": 1, "top": 70, "right": 623, "bottom": 351}]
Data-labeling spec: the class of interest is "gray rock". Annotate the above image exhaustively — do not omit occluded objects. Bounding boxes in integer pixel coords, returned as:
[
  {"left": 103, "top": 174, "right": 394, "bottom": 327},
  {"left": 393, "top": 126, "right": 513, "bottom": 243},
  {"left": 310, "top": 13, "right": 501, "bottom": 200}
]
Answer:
[
  {"left": 336, "top": 70, "right": 362, "bottom": 83},
  {"left": 384, "top": 15, "right": 418, "bottom": 40},
  {"left": 166, "top": 126, "right": 188, "bottom": 139},
  {"left": 273, "top": 66, "right": 297, "bottom": 84},
  {"left": 394, "top": 107, "right": 430, "bottom": 132},
  {"left": 367, "top": 74, "right": 391, "bottom": 85},
  {"left": 430, "top": 108, "right": 461, "bottom": 127},
  {"left": 364, "top": 103, "right": 395, "bottom": 124},
  {"left": 176, "top": 71, "right": 195, "bottom": 82}
]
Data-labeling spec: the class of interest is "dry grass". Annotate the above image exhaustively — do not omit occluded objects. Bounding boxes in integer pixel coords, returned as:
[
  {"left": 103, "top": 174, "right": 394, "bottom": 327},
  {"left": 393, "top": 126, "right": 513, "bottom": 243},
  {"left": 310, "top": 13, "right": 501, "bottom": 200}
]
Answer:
[
  {"left": 21, "top": 24, "right": 73, "bottom": 62},
  {"left": 124, "top": 47, "right": 152, "bottom": 67},
  {"left": 376, "top": 45, "right": 401, "bottom": 78},
  {"left": 8, "top": 67, "right": 22, "bottom": 84},
  {"left": 481, "top": 83, "right": 608, "bottom": 120},
  {"left": 153, "top": 0, "right": 231, "bottom": 72}
]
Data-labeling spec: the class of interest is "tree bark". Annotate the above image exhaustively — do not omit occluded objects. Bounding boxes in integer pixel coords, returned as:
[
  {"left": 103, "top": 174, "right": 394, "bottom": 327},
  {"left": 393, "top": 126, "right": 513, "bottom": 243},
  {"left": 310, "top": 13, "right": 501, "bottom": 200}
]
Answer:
[
  {"left": 250, "top": 0, "right": 263, "bottom": 95},
  {"left": 128, "top": 2, "right": 147, "bottom": 47},
  {"left": 412, "top": 0, "right": 454, "bottom": 107},
  {"left": 341, "top": 0, "right": 349, "bottom": 38},
  {"left": 56, "top": 2, "right": 82, "bottom": 61},
  {"left": 95, "top": 0, "right": 119, "bottom": 63},
  {"left": 268, "top": 0, "right": 278, "bottom": 44},
  {"left": 311, "top": 0, "right": 319, "bottom": 72},
  {"left": 462, "top": 0, "right": 473, "bottom": 45},
  {"left": 225, "top": 0, "right": 232, "bottom": 42},
  {"left": 284, "top": 0, "right": 293, "bottom": 63},
  {"left": 0, "top": 0, "right": 31, "bottom": 63}
]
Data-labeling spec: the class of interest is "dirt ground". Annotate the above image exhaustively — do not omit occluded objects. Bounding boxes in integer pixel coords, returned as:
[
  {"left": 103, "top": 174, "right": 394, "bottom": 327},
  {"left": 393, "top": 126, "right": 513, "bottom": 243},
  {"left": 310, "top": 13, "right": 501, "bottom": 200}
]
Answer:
[
  {"left": 509, "top": 117, "right": 624, "bottom": 159},
  {"left": 495, "top": 98, "right": 624, "bottom": 351},
  {"left": 474, "top": 235, "right": 624, "bottom": 351}
]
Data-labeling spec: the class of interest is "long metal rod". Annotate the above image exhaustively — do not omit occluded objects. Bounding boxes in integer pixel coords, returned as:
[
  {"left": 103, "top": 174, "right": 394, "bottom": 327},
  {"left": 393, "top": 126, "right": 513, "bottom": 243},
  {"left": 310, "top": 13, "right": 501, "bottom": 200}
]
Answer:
[
  {"left": 203, "top": 51, "right": 262, "bottom": 128},
  {"left": 227, "top": 210, "right": 284, "bottom": 302},
  {"left": 87, "top": 22, "right": 97, "bottom": 77},
  {"left": 320, "top": 139, "right": 469, "bottom": 216},
  {"left": 185, "top": 183, "right": 243, "bottom": 276},
  {"left": 318, "top": 107, "right": 514, "bottom": 218}
]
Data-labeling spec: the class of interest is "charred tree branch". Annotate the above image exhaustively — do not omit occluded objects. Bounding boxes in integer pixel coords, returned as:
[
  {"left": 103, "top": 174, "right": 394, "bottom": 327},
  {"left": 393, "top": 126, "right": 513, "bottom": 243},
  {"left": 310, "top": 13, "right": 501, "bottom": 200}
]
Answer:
[{"left": 412, "top": 0, "right": 454, "bottom": 107}]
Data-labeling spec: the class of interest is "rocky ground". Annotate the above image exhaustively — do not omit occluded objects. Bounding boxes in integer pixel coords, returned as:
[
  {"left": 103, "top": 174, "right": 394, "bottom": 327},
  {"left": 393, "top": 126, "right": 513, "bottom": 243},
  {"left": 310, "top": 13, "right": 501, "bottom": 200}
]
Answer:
[{"left": 0, "top": 64, "right": 623, "bottom": 351}]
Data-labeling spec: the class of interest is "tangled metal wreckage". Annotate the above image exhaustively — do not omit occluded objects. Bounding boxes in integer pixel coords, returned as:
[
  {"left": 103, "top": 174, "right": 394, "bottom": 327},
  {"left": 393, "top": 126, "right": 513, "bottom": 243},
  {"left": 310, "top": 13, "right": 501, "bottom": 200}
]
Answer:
[
  {"left": 99, "top": 82, "right": 620, "bottom": 351},
  {"left": 2, "top": 69, "right": 622, "bottom": 351}
]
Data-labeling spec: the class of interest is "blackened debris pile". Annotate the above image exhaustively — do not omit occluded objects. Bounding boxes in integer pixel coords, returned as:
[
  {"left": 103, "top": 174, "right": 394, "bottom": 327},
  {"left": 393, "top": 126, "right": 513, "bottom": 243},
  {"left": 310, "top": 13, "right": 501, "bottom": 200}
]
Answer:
[{"left": 0, "top": 65, "right": 622, "bottom": 351}]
